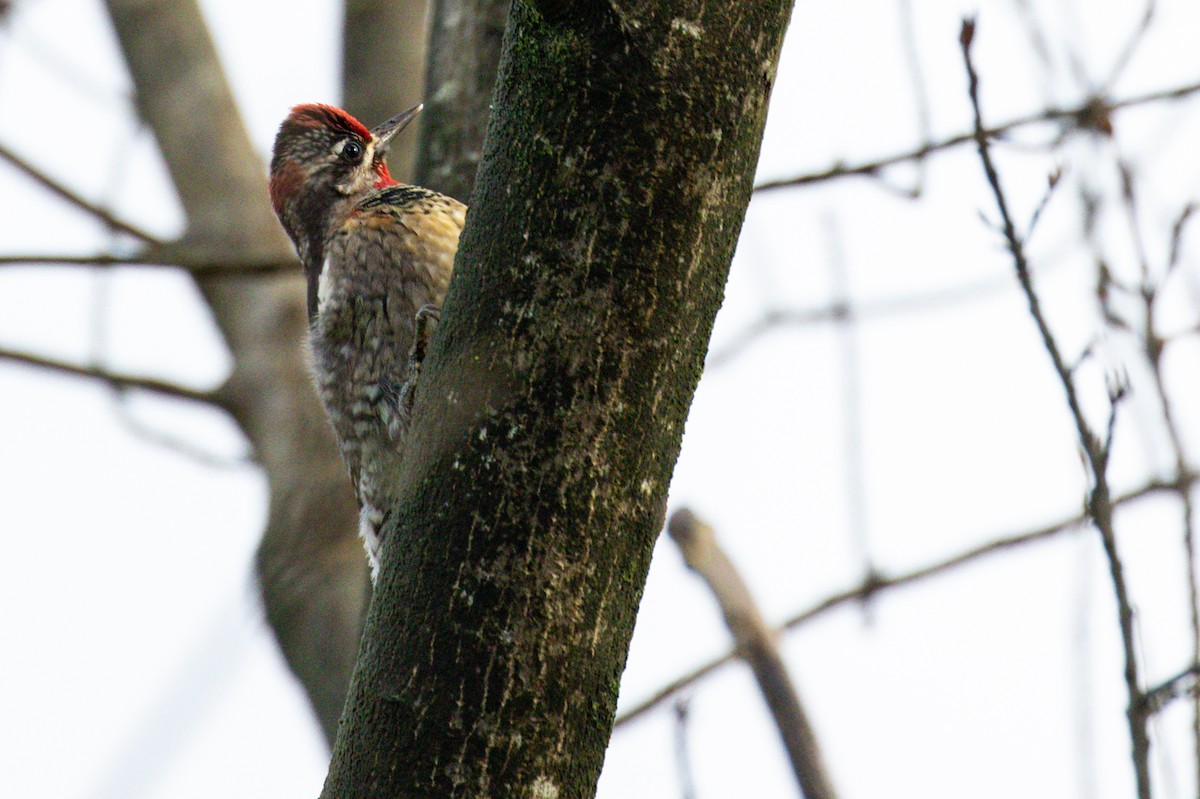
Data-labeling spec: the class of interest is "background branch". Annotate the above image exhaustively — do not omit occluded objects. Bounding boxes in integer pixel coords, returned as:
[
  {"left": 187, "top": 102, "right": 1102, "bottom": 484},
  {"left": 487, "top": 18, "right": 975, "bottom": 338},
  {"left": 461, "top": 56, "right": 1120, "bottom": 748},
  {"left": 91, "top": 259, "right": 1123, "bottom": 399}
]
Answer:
[
  {"left": 961, "top": 18, "right": 1150, "bottom": 798},
  {"left": 415, "top": 0, "right": 509, "bottom": 200},
  {"left": 104, "top": 0, "right": 365, "bottom": 746},
  {"left": 342, "top": 0, "right": 429, "bottom": 184},
  {"left": 0, "top": 140, "right": 160, "bottom": 244},
  {"left": 618, "top": 477, "right": 1183, "bottom": 727},
  {"left": 668, "top": 508, "right": 839, "bottom": 799},
  {"left": 0, "top": 346, "right": 225, "bottom": 408},
  {"left": 753, "top": 79, "right": 1200, "bottom": 194},
  {"left": 0, "top": 252, "right": 298, "bottom": 275}
]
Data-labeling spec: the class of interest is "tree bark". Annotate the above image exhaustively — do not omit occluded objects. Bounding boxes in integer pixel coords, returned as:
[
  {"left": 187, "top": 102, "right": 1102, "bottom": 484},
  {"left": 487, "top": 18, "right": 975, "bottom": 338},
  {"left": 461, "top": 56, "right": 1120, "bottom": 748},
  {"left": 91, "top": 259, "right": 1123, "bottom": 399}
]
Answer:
[
  {"left": 321, "top": 0, "right": 795, "bottom": 795},
  {"left": 415, "top": 0, "right": 509, "bottom": 201},
  {"left": 103, "top": 0, "right": 365, "bottom": 746}
]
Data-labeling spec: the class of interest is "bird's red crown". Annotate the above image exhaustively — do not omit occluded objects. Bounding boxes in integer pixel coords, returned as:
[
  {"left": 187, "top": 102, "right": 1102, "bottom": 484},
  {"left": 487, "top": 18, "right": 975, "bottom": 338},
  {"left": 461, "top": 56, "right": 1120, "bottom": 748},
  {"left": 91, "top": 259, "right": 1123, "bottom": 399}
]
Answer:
[
  {"left": 271, "top": 103, "right": 396, "bottom": 196},
  {"left": 287, "top": 103, "right": 373, "bottom": 142}
]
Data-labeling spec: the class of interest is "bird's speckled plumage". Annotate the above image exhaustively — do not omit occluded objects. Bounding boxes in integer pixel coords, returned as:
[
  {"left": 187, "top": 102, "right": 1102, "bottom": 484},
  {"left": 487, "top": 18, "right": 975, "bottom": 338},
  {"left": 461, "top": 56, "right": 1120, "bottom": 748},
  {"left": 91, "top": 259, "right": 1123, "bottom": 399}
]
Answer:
[{"left": 269, "top": 103, "right": 465, "bottom": 580}]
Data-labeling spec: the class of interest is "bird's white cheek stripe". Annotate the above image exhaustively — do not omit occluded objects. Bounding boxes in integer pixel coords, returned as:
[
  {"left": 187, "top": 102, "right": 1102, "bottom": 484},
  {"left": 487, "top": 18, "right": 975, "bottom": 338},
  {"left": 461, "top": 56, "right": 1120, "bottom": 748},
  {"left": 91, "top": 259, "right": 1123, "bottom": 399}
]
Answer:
[{"left": 317, "top": 255, "right": 334, "bottom": 315}]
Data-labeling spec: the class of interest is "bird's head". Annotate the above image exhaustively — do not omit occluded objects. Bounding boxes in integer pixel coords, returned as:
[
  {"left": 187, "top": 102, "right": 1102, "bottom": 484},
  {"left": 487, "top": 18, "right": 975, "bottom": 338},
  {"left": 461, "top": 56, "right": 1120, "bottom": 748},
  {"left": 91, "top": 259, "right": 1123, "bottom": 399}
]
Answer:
[{"left": 268, "top": 103, "right": 421, "bottom": 257}]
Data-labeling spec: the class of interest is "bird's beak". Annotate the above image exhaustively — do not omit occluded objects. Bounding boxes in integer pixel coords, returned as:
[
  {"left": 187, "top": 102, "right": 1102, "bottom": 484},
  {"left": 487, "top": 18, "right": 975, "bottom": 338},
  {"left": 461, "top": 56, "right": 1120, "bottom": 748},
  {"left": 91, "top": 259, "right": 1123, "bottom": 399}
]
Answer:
[{"left": 371, "top": 104, "right": 423, "bottom": 153}]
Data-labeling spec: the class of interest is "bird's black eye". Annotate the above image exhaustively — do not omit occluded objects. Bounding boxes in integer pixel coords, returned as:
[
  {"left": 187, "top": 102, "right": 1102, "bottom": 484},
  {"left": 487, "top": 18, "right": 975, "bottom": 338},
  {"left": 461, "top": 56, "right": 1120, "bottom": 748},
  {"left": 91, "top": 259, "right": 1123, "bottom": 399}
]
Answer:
[{"left": 340, "top": 140, "right": 364, "bottom": 162}]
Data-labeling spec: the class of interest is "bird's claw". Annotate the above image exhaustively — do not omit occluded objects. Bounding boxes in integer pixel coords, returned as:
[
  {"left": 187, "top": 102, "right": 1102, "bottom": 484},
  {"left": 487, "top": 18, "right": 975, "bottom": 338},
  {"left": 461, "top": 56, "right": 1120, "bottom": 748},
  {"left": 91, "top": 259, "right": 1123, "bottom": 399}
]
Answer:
[
  {"left": 398, "top": 304, "right": 443, "bottom": 419},
  {"left": 409, "top": 304, "right": 442, "bottom": 364}
]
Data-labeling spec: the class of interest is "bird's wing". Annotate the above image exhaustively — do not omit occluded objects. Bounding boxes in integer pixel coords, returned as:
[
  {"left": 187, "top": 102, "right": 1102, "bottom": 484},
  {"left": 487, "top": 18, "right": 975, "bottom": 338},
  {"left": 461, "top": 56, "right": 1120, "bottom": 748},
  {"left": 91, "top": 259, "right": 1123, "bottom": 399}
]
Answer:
[{"left": 319, "top": 186, "right": 466, "bottom": 498}]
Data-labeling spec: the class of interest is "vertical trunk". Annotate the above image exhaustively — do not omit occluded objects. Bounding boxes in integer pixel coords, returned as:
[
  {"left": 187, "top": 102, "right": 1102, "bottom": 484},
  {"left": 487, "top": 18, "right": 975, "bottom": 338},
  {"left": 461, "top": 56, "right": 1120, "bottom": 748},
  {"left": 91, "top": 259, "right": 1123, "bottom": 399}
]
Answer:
[
  {"left": 415, "top": 0, "right": 509, "bottom": 201},
  {"left": 343, "top": 0, "right": 431, "bottom": 184},
  {"left": 321, "top": 0, "right": 795, "bottom": 795}
]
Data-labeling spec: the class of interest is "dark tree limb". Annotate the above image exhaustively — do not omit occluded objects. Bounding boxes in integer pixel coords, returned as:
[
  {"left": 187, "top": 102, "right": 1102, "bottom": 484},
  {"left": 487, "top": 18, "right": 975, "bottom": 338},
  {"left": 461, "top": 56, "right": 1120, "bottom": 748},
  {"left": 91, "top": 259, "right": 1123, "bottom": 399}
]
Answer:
[
  {"left": 319, "top": 0, "right": 796, "bottom": 794},
  {"left": 668, "top": 508, "right": 839, "bottom": 799},
  {"left": 103, "top": 0, "right": 365, "bottom": 746}
]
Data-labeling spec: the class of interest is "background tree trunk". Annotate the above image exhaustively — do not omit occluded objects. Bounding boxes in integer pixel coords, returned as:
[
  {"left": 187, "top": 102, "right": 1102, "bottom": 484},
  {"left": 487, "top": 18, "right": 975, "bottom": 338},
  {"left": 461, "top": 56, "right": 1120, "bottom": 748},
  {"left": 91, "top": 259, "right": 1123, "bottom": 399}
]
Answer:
[
  {"left": 415, "top": 0, "right": 509, "bottom": 201},
  {"left": 104, "top": 0, "right": 518, "bottom": 748},
  {"left": 343, "top": 0, "right": 430, "bottom": 184},
  {"left": 321, "top": 0, "right": 795, "bottom": 795},
  {"left": 104, "top": 0, "right": 365, "bottom": 746}
]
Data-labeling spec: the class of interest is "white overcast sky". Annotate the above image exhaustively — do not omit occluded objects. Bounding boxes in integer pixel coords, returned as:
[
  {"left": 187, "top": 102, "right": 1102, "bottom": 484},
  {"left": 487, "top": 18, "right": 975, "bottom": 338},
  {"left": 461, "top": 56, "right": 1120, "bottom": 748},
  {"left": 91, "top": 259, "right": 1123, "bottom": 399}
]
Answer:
[{"left": 4, "top": 1, "right": 1200, "bottom": 798}]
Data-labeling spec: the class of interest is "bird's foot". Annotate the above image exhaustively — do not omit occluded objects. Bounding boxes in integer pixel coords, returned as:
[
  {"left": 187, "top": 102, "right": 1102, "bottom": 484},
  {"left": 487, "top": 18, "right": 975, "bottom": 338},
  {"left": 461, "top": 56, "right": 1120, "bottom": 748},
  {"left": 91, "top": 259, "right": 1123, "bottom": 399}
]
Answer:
[
  {"left": 398, "top": 304, "right": 442, "bottom": 418},
  {"left": 410, "top": 304, "right": 442, "bottom": 364}
]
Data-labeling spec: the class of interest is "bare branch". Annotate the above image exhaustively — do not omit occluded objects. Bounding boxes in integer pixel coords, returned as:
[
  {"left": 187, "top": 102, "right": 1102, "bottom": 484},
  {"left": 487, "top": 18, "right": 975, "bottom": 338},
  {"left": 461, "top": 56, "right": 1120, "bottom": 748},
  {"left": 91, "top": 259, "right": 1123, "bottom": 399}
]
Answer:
[
  {"left": 110, "top": 396, "right": 254, "bottom": 468},
  {"left": 960, "top": 18, "right": 1150, "bottom": 797},
  {"left": 754, "top": 79, "right": 1200, "bottom": 195},
  {"left": 415, "top": 0, "right": 509, "bottom": 201},
  {"left": 1120, "top": 172, "right": 1200, "bottom": 786},
  {"left": 706, "top": 269, "right": 1021, "bottom": 369},
  {"left": 1102, "top": 0, "right": 1156, "bottom": 94},
  {"left": 1167, "top": 202, "right": 1197, "bottom": 274},
  {"left": 0, "top": 140, "right": 160, "bottom": 245},
  {"left": 707, "top": 305, "right": 848, "bottom": 368},
  {"left": 0, "top": 251, "right": 298, "bottom": 276},
  {"left": 616, "top": 477, "right": 1181, "bottom": 728},
  {"left": 1142, "top": 664, "right": 1200, "bottom": 716},
  {"left": 896, "top": 0, "right": 933, "bottom": 195},
  {"left": 342, "top": 0, "right": 429, "bottom": 184},
  {"left": 0, "top": 346, "right": 225, "bottom": 408},
  {"left": 1, "top": 346, "right": 248, "bottom": 465},
  {"left": 668, "top": 508, "right": 840, "bottom": 799},
  {"left": 673, "top": 697, "right": 698, "bottom": 799}
]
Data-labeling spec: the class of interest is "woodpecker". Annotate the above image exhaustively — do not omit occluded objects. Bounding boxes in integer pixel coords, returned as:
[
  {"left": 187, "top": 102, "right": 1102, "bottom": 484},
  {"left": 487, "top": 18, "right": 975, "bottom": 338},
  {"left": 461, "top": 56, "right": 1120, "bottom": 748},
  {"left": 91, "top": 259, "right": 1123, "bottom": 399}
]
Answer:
[{"left": 268, "top": 103, "right": 465, "bottom": 581}]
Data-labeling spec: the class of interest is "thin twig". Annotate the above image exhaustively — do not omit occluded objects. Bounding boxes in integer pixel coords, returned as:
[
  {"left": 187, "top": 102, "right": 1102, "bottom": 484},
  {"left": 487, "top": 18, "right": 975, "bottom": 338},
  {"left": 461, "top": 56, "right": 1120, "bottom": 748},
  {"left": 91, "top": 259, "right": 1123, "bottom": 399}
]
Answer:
[
  {"left": 673, "top": 697, "right": 697, "bottom": 799},
  {"left": 0, "top": 141, "right": 160, "bottom": 244},
  {"left": 1120, "top": 173, "right": 1200, "bottom": 788},
  {"left": 0, "top": 346, "right": 226, "bottom": 408},
  {"left": 706, "top": 269, "right": 1025, "bottom": 369},
  {"left": 1142, "top": 664, "right": 1200, "bottom": 716},
  {"left": 1102, "top": 0, "right": 1157, "bottom": 95},
  {"left": 960, "top": 18, "right": 1150, "bottom": 799},
  {"left": 1011, "top": 0, "right": 1056, "bottom": 80},
  {"left": 824, "top": 216, "right": 874, "bottom": 612},
  {"left": 0, "top": 252, "right": 299, "bottom": 276},
  {"left": 753, "top": 79, "right": 1200, "bottom": 195},
  {"left": 896, "top": 0, "right": 933, "bottom": 196},
  {"left": 109, "top": 393, "right": 253, "bottom": 468},
  {"left": 1166, "top": 203, "right": 1197, "bottom": 275},
  {"left": 615, "top": 477, "right": 1181, "bottom": 728},
  {"left": 707, "top": 305, "right": 848, "bottom": 368},
  {"left": 1149, "top": 325, "right": 1200, "bottom": 780}
]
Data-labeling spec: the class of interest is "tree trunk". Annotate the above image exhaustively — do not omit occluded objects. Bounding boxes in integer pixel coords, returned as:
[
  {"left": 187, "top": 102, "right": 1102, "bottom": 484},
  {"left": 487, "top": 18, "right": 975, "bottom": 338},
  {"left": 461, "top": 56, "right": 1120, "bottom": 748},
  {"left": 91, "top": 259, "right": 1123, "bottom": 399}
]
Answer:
[
  {"left": 321, "top": 0, "right": 795, "bottom": 795},
  {"left": 415, "top": 0, "right": 509, "bottom": 201},
  {"left": 343, "top": 0, "right": 431, "bottom": 184},
  {"left": 103, "top": 0, "right": 365, "bottom": 746}
]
